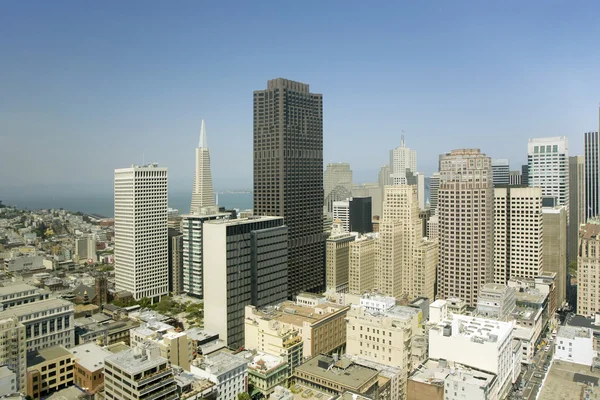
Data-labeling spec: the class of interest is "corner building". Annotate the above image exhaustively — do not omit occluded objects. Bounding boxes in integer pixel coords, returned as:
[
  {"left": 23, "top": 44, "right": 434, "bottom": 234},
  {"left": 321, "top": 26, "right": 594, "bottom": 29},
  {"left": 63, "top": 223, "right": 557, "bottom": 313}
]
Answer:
[{"left": 253, "top": 78, "right": 324, "bottom": 297}]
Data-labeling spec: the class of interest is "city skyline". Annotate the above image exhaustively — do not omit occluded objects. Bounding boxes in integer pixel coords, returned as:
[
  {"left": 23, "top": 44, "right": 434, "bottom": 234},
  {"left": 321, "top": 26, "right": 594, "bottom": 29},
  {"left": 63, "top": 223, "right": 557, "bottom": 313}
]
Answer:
[{"left": 2, "top": 2, "right": 600, "bottom": 196}]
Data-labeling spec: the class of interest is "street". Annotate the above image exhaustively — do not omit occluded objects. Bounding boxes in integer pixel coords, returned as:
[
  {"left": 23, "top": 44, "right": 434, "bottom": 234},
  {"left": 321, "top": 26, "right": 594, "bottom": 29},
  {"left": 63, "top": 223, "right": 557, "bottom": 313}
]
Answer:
[{"left": 518, "top": 339, "right": 554, "bottom": 400}]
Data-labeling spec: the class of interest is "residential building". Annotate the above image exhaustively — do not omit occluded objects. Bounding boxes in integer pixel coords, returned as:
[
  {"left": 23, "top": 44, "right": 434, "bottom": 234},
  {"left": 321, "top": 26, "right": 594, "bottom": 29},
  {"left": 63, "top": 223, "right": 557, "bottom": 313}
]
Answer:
[
  {"left": 326, "top": 222, "right": 355, "bottom": 293},
  {"left": 413, "top": 238, "right": 437, "bottom": 301},
  {"left": 131, "top": 323, "right": 194, "bottom": 371},
  {"left": 191, "top": 351, "right": 248, "bottom": 400},
  {"left": 114, "top": 164, "right": 168, "bottom": 302},
  {"left": 349, "top": 234, "right": 379, "bottom": 295},
  {"left": 568, "top": 155, "right": 585, "bottom": 264},
  {"left": 585, "top": 130, "right": 600, "bottom": 221},
  {"left": 493, "top": 187, "right": 543, "bottom": 283},
  {"left": 203, "top": 217, "right": 288, "bottom": 348},
  {"left": 104, "top": 342, "right": 178, "bottom": 400},
  {"left": 491, "top": 159, "right": 510, "bottom": 186},
  {"left": 429, "top": 172, "right": 440, "bottom": 216},
  {"left": 554, "top": 326, "right": 595, "bottom": 366},
  {"left": 324, "top": 163, "right": 353, "bottom": 217},
  {"left": 244, "top": 294, "right": 349, "bottom": 359},
  {"left": 333, "top": 200, "right": 350, "bottom": 233},
  {"left": 0, "top": 366, "right": 17, "bottom": 397},
  {"left": 70, "top": 342, "right": 113, "bottom": 396},
  {"left": 0, "top": 316, "right": 26, "bottom": 391},
  {"left": 509, "top": 170, "right": 522, "bottom": 185},
  {"left": 437, "top": 149, "right": 494, "bottom": 306},
  {"left": 75, "top": 234, "right": 96, "bottom": 263},
  {"left": 0, "top": 284, "right": 49, "bottom": 310},
  {"left": 577, "top": 221, "right": 600, "bottom": 316},
  {"left": 543, "top": 205, "right": 567, "bottom": 307},
  {"left": 390, "top": 136, "right": 417, "bottom": 185},
  {"left": 26, "top": 346, "right": 74, "bottom": 399},
  {"left": 527, "top": 136, "right": 569, "bottom": 207},
  {"left": 190, "top": 119, "right": 218, "bottom": 215},
  {"left": 168, "top": 228, "right": 183, "bottom": 296},
  {"left": 253, "top": 78, "right": 325, "bottom": 297},
  {"left": 350, "top": 197, "right": 373, "bottom": 234}
]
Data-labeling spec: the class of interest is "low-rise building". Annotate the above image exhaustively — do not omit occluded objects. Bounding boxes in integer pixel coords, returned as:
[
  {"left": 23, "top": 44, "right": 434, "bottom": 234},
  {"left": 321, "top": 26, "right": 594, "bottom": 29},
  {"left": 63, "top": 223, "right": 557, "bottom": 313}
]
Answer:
[
  {"left": 26, "top": 346, "right": 75, "bottom": 399},
  {"left": 131, "top": 323, "right": 193, "bottom": 371},
  {"left": 69, "top": 342, "right": 112, "bottom": 396},
  {"left": 554, "top": 326, "right": 596, "bottom": 366},
  {"left": 344, "top": 355, "right": 405, "bottom": 400},
  {"left": 0, "top": 284, "right": 50, "bottom": 310},
  {"left": 539, "top": 360, "right": 600, "bottom": 400},
  {"left": 74, "top": 316, "right": 139, "bottom": 346},
  {"left": 238, "top": 351, "right": 288, "bottom": 397},
  {"left": 191, "top": 351, "right": 248, "bottom": 400},
  {"left": 0, "top": 366, "right": 17, "bottom": 397},
  {"left": 0, "top": 316, "right": 26, "bottom": 391}
]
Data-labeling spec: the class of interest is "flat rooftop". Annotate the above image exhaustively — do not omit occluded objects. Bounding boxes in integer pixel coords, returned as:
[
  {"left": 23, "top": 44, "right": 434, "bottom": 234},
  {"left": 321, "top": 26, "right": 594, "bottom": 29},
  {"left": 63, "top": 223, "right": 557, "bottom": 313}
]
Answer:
[
  {"left": 185, "top": 327, "right": 218, "bottom": 342},
  {"left": 194, "top": 351, "right": 248, "bottom": 376},
  {"left": 558, "top": 326, "right": 592, "bottom": 340},
  {"left": 409, "top": 358, "right": 496, "bottom": 389},
  {"left": 105, "top": 344, "right": 168, "bottom": 374},
  {"left": 566, "top": 315, "right": 600, "bottom": 331},
  {"left": 0, "top": 365, "right": 14, "bottom": 379},
  {"left": 69, "top": 343, "right": 113, "bottom": 372},
  {"left": 295, "top": 355, "right": 378, "bottom": 391},
  {"left": 539, "top": 360, "right": 600, "bottom": 400},
  {"left": 27, "top": 346, "right": 72, "bottom": 367},
  {"left": 0, "top": 283, "right": 39, "bottom": 296},
  {"left": 434, "top": 314, "right": 513, "bottom": 345},
  {"left": 243, "top": 352, "right": 286, "bottom": 374},
  {"left": 0, "top": 298, "right": 73, "bottom": 319},
  {"left": 250, "top": 301, "right": 347, "bottom": 328},
  {"left": 480, "top": 283, "right": 512, "bottom": 294},
  {"left": 204, "top": 216, "right": 282, "bottom": 226}
]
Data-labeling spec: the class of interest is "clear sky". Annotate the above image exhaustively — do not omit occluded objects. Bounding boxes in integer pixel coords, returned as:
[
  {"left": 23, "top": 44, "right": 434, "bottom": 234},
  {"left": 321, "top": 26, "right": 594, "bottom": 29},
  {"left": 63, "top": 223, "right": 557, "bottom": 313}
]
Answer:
[{"left": 2, "top": 1, "right": 600, "bottom": 195}]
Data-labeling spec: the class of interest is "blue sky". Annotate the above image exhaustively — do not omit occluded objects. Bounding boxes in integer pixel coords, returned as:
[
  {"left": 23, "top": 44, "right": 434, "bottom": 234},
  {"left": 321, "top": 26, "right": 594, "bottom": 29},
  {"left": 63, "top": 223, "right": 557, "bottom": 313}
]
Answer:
[{"left": 1, "top": 1, "right": 600, "bottom": 194}]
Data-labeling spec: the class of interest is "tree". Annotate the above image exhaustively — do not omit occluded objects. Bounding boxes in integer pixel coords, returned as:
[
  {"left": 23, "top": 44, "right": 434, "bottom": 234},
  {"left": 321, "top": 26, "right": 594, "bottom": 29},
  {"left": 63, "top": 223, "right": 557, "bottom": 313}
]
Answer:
[{"left": 238, "top": 393, "right": 251, "bottom": 400}]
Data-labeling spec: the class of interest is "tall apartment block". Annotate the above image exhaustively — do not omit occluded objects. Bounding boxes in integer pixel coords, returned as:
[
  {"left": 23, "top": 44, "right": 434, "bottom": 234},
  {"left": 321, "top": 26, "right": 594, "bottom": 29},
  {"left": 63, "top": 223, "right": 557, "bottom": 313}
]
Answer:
[
  {"left": 349, "top": 234, "right": 379, "bottom": 295},
  {"left": 438, "top": 149, "right": 493, "bottom": 306},
  {"left": 389, "top": 136, "right": 417, "bottom": 185},
  {"left": 493, "top": 187, "right": 543, "bottom": 284},
  {"left": 114, "top": 164, "right": 168, "bottom": 302},
  {"left": 585, "top": 131, "right": 600, "bottom": 221},
  {"left": 543, "top": 205, "right": 567, "bottom": 306},
  {"left": 349, "top": 196, "right": 373, "bottom": 234},
  {"left": 429, "top": 172, "right": 440, "bottom": 215},
  {"left": 491, "top": 159, "right": 510, "bottom": 186},
  {"left": 203, "top": 217, "right": 288, "bottom": 348},
  {"left": 325, "top": 222, "right": 355, "bottom": 293},
  {"left": 527, "top": 137, "right": 569, "bottom": 208},
  {"left": 253, "top": 78, "right": 324, "bottom": 297},
  {"left": 324, "top": 163, "right": 353, "bottom": 217},
  {"left": 568, "top": 155, "right": 585, "bottom": 264},
  {"left": 168, "top": 228, "right": 183, "bottom": 296},
  {"left": 577, "top": 221, "right": 600, "bottom": 316},
  {"left": 332, "top": 200, "right": 350, "bottom": 233}
]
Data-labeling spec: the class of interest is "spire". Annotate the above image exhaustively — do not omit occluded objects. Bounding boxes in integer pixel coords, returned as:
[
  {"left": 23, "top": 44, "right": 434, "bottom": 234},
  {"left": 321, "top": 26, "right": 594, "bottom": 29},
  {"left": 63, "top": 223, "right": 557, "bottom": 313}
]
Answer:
[
  {"left": 199, "top": 119, "right": 207, "bottom": 149},
  {"left": 401, "top": 133, "right": 405, "bottom": 148}
]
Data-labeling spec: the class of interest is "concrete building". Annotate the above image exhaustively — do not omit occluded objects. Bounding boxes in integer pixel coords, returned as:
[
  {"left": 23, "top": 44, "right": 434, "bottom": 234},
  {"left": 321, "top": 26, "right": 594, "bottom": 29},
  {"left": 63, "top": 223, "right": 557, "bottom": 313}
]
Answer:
[
  {"left": 253, "top": 78, "right": 325, "bottom": 297},
  {"left": 568, "top": 155, "right": 585, "bottom": 264},
  {"left": 349, "top": 234, "right": 379, "bottom": 295},
  {"left": 0, "top": 284, "right": 49, "bottom": 310},
  {"left": 168, "top": 228, "right": 183, "bottom": 296},
  {"left": 426, "top": 215, "right": 438, "bottom": 240},
  {"left": 326, "top": 222, "right": 355, "bottom": 293},
  {"left": 390, "top": 136, "right": 417, "bottom": 186},
  {"left": 554, "top": 326, "right": 596, "bottom": 366},
  {"left": 114, "top": 164, "right": 168, "bottom": 302},
  {"left": 70, "top": 342, "right": 113, "bottom": 396},
  {"left": 527, "top": 136, "right": 569, "bottom": 207},
  {"left": 130, "top": 323, "right": 194, "bottom": 371},
  {"left": 75, "top": 234, "right": 96, "bottom": 263},
  {"left": 239, "top": 351, "right": 288, "bottom": 397},
  {"left": 476, "top": 283, "right": 516, "bottom": 321},
  {"left": 191, "top": 351, "right": 248, "bottom": 400},
  {"left": 493, "top": 187, "right": 543, "bottom": 283},
  {"left": 429, "top": 172, "right": 440, "bottom": 216},
  {"left": 0, "top": 316, "right": 26, "bottom": 391},
  {"left": 438, "top": 149, "right": 494, "bottom": 306},
  {"left": 413, "top": 238, "right": 437, "bottom": 301},
  {"left": 4, "top": 255, "right": 44, "bottom": 273},
  {"left": 0, "top": 366, "right": 17, "bottom": 397},
  {"left": 26, "top": 346, "right": 74, "bottom": 399},
  {"left": 181, "top": 212, "right": 230, "bottom": 298},
  {"left": 350, "top": 197, "right": 373, "bottom": 234},
  {"left": 324, "top": 163, "right": 353, "bottom": 218},
  {"left": 577, "top": 221, "right": 600, "bottom": 316},
  {"left": 543, "top": 205, "right": 567, "bottom": 307},
  {"left": 203, "top": 217, "right": 288, "bottom": 348},
  {"left": 509, "top": 170, "right": 522, "bottom": 185},
  {"left": 491, "top": 158, "right": 510, "bottom": 186},
  {"left": 585, "top": 130, "right": 600, "bottom": 221},
  {"left": 245, "top": 294, "right": 349, "bottom": 360},
  {"left": 190, "top": 119, "right": 218, "bottom": 215},
  {"left": 104, "top": 342, "right": 178, "bottom": 400},
  {"left": 332, "top": 200, "right": 350, "bottom": 233},
  {"left": 0, "top": 298, "right": 74, "bottom": 352}
]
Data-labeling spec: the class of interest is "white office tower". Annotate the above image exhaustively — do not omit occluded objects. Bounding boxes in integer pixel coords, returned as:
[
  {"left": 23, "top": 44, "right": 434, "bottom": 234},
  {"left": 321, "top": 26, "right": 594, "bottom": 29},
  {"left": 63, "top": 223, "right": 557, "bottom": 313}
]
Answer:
[
  {"left": 190, "top": 119, "right": 218, "bottom": 215},
  {"left": 324, "top": 163, "right": 353, "bottom": 217},
  {"left": 389, "top": 136, "right": 417, "bottom": 185},
  {"left": 429, "top": 172, "right": 440, "bottom": 215},
  {"left": 438, "top": 149, "right": 493, "bottom": 307},
  {"left": 416, "top": 172, "right": 425, "bottom": 210},
  {"left": 527, "top": 136, "right": 569, "bottom": 208},
  {"left": 332, "top": 200, "right": 350, "bottom": 232},
  {"left": 114, "top": 164, "right": 168, "bottom": 302},
  {"left": 75, "top": 234, "right": 96, "bottom": 263},
  {"left": 491, "top": 159, "right": 510, "bottom": 186},
  {"left": 493, "top": 187, "right": 543, "bottom": 284}
]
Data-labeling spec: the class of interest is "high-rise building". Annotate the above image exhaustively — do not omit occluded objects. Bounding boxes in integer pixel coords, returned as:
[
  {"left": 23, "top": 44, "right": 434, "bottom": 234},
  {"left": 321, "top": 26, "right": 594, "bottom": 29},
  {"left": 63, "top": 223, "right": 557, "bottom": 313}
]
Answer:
[
  {"left": 568, "top": 155, "right": 585, "bottom": 264},
  {"left": 168, "top": 228, "right": 183, "bottom": 296},
  {"left": 429, "top": 172, "right": 440, "bottom": 215},
  {"left": 253, "top": 78, "right": 324, "bottom": 297},
  {"left": 585, "top": 131, "right": 600, "bottom": 221},
  {"left": 349, "top": 197, "right": 373, "bottom": 234},
  {"left": 509, "top": 170, "right": 522, "bottom": 185},
  {"left": 203, "top": 216, "right": 288, "bottom": 348},
  {"left": 543, "top": 205, "right": 567, "bottom": 307},
  {"left": 427, "top": 215, "right": 439, "bottom": 240},
  {"left": 332, "top": 200, "right": 350, "bottom": 233},
  {"left": 349, "top": 234, "right": 379, "bottom": 295},
  {"left": 577, "top": 220, "right": 600, "bottom": 316},
  {"left": 190, "top": 120, "right": 218, "bottom": 215},
  {"left": 493, "top": 187, "right": 543, "bottom": 284},
  {"left": 324, "top": 163, "right": 353, "bottom": 217},
  {"left": 416, "top": 172, "right": 426, "bottom": 210},
  {"left": 75, "top": 235, "right": 96, "bottom": 264},
  {"left": 527, "top": 137, "right": 569, "bottom": 208},
  {"left": 390, "top": 136, "right": 417, "bottom": 185},
  {"left": 438, "top": 149, "right": 493, "bottom": 306},
  {"left": 521, "top": 164, "right": 529, "bottom": 186},
  {"left": 376, "top": 165, "right": 392, "bottom": 218},
  {"left": 414, "top": 238, "right": 438, "bottom": 301},
  {"left": 325, "top": 222, "right": 355, "bottom": 293},
  {"left": 114, "top": 164, "right": 168, "bottom": 302},
  {"left": 491, "top": 159, "right": 510, "bottom": 186}
]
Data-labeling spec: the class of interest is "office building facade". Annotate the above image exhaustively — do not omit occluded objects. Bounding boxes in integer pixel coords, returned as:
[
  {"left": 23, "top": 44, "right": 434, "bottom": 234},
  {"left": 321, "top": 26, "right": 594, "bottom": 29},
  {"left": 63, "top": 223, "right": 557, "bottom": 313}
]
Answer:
[
  {"left": 577, "top": 221, "right": 600, "bottom": 316},
  {"left": 543, "top": 206, "right": 567, "bottom": 307},
  {"left": 350, "top": 196, "right": 373, "bottom": 234},
  {"left": 527, "top": 136, "right": 569, "bottom": 208},
  {"left": 349, "top": 234, "right": 379, "bottom": 295},
  {"left": 332, "top": 200, "right": 350, "bottom": 233},
  {"left": 585, "top": 131, "right": 600, "bottom": 221},
  {"left": 491, "top": 159, "right": 510, "bottom": 186},
  {"left": 390, "top": 136, "right": 417, "bottom": 185},
  {"left": 429, "top": 172, "right": 440, "bottom": 216},
  {"left": 568, "top": 155, "right": 585, "bottom": 264},
  {"left": 324, "top": 163, "right": 353, "bottom": 217},
  {"left": 325, "top": 222, "right": 355, "bottom": 293}
]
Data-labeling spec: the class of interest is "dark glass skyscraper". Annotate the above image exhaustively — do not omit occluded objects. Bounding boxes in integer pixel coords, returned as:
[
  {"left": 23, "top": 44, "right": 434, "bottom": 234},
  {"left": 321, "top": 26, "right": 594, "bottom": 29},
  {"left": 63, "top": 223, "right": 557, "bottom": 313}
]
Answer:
[
  {"left": 349, "top": 197, "right": 372, "bottom": 234},
  {"left": 253, "top": 78, "right": 324, "bottom": 297},
  {"left": 585, "top": 131, "right": 599, "bottom": 221}
]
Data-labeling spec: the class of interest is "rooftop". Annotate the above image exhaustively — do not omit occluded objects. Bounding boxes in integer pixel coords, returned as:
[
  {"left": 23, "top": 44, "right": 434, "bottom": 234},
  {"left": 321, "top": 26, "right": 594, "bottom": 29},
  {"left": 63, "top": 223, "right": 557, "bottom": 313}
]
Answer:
[
  {"left": 204, "top": 216, "right": 283, "bottom": 226},
  {"left": 558, "top": 326, "right": 592, "bottom": 340},
  {"left": 69, "top": 343, "right": 113, "bottom": 372},
  {"left": 249, "top": 301, "right": 348, "bottom": 328},
  {"left": 0, "top": 283, "right": 39, "bottom": 296},
  {"left": 433, "top": 314, "right": 513, "bottom": 345},
  {"left": 27, "top": 346, "right": 73, "bottom": 367},
  {"left": 240, "top": 351, "right": 286, "bottom": 374},
  {"left": 539, "top": 360, "right": 600, "bottom": 400},
  {"left": 409, "top": 358, "right": 496, "bottom": 389},
  {"left": 185, "top": 327, "right": 219, "bottom": 342},
  {"left": 294, "top": 355, "right": 379, "bottom": 391},
  {"left": 0, "top": 365, "right": 15, "bottom": 379},
  {"left": 194, "top": 351, "right": 248, "bottom": 376},
  {"left": 105, "top": 343, "right": 168, "bottom": 374},
  {"left": 581, "top": 223, "right": 600, "bottom": 240},
  {"left": 566, "top": 315, "right": 600, "bottom": 331},
  {"left": 0, "top": 298, "right": 73, "bottom": 319},
  {"left": 480, "top": 283, "right": 511, "bottom": 294}
]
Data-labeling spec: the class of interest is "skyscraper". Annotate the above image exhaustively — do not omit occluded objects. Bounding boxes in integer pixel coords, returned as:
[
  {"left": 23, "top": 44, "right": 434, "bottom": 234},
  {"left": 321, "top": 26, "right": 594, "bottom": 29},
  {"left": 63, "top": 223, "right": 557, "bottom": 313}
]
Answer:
[
  {"left": 429, "top": 172, "right": 440, "bottom": 216},
  {"left": 389, "top": 136, "right": 417, "bottom": 185},
  {"left": 349, "top": 197, "right": 373, "bottom": 234},
  {"left": 190, "top": 119, "right": 217, "bottom": 215},
  {"left": 253, "top": 78, "right": 324, "bottom": 297},
  {"left": 438, "top": 149, "right": 493, "bottom": 306},
  {"left": 568, "top": 155, "right": 584, "bottom": 264},
  {"left": 325, "top": 222, "right": 355, "bottom": 293},
  {"left": 527, "top": 136, "right": 569, "bottom": 208},
  {"left": 543, "top": 205, "right": 567, "bottom": 306},
  {"left": 585, "top": 131, "right": 600, "bottom": 221},
  {"left": 324, "top": 163, "right": 353, "bottom": 217},
  {"left": 491, "top": 159, "right": 510, "bottom": 186},
  {"left": 114, "top": 164, "right": 168, "bottom": 302},
  {"left": 577, "top": 220, "right": 600, "bottom": 316},
  {"left": 332, "top": 200, "right": 350, "bottom": 233}
]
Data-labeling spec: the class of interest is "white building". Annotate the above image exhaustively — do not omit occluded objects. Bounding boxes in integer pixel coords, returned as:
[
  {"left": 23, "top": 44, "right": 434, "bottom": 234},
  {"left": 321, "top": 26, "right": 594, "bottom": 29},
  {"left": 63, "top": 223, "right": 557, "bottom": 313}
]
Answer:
[
  {"left": 324, "top": 163, "right": 353, "bottom": 217},
  {"left": 389, "top": 136, "right": 417, "bottom": 185},
  {"left": 426, "top": 214, "right": 439, "bottom": 240},
  {"left": 491, "top": 159, "right": 510, "bottom": 186},
  {"left": 191, "top": 352, "right": 248, "bottom": 400},
  {"left": 0, "top": 366, "right": 17, "bottom": 397},
  {"left": 114, "top": 163, "right": 168, "bottom": 302},
  {"left": 332, "top": 200, "right": 350, "bottom": 233},
  {"left": 190, "top": 119, "right": 219, "bottom": 215},
  {"left": 527, "top": 136, "right": 569, "bottom": 208},
  {"left": 429, "top": 172, "right": 440, "bottom": 216},
  {"left": 75, "top": 234, "right": 97, "bottom": 263},
  {"left": 554, "top": 326, "right": 596, "bottom": 366},
  {"left": 359, "top": 292, "right": 396, "bottom": 313}
]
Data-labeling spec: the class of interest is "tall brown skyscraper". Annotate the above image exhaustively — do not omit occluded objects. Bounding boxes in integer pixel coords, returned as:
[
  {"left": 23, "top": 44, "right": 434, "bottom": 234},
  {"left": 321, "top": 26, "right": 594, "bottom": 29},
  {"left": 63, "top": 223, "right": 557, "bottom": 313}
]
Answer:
[{"left": 253, "top": 78, "right": 324, "bottom": 297}]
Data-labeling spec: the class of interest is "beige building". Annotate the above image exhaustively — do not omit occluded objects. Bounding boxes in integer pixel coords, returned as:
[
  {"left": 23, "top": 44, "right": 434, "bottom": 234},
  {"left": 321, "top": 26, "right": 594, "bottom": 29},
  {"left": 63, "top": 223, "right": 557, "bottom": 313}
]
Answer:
[
  {"left": 244, "top": 293, "right": 349, "bottom": 360},
  {"left": 26, "top": 346, "right": 74, "bottom": 399},
  {"left": 70, "top": 342, "right": 113, "bottom": 396},
  {"left": 493, "top": 187, "right": 543, "bottom": 284},
  {"left": 324, "top": 163, "right": 353, "bottom": 217},
  {"left": 413, "top": 238, "right": 438, "bottom": 301},
  {"left": 543, "top": 205, "right": 567, "bottom": 306},
  {"left": 577, "top": 221, "right": 600, "bottom": 316},
  {"left": 326, "top": 222, "right": 356, "bottom": 293},
  {"left": 0, "top": 316, "right": 26, "bottom": 391},
  {"left": 349, "top": 234, "right": 379, "bottom": 295},
  {"left": 130, "top": 323, "right": 193, "bottom": 371},
  {"left": 437, "top": 149, "right": 493, "bottom": 306}
]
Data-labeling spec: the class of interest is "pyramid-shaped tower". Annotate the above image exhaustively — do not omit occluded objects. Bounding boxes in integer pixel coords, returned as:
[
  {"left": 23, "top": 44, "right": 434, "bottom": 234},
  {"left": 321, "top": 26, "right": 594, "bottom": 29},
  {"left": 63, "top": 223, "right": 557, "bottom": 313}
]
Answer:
[{"left": 190, "top": 120, "right": 217, "bottom": 214}]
